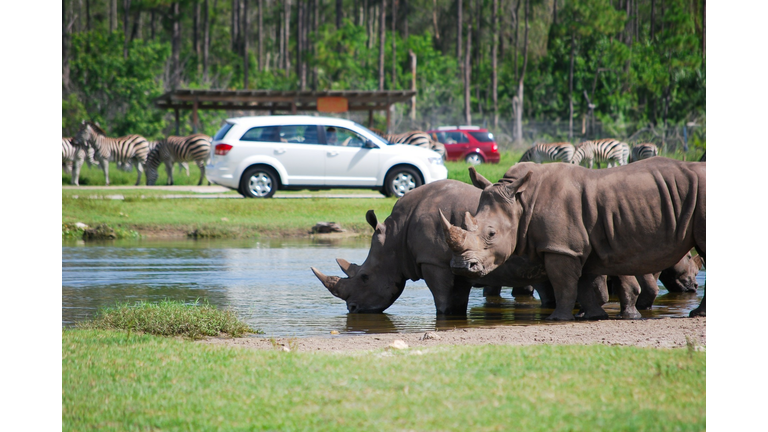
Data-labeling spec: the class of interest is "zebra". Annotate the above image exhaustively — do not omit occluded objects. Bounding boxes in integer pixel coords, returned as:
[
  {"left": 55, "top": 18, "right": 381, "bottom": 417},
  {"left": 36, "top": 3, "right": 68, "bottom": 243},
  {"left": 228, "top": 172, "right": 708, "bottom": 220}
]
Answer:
[
  {"left": 571, "top": 138, "right": 630, "bottom": 168},
  {"left": 518, "top": 142, "right": 575, "bottom": 164},
  {"left": 145, "top": 134, "right": 212, "bottom": 186},
  {"left": 372, "top": 129, "right": 446, "bottom": 158},
  {"left": 73, "top": 121, "right": 150, "bottom": 186},
  {"left": 146, "top": 140, "right": 189, "bottom": 176},
  {"left": 629, "top": 143, "right": 659, "bottom": 163},
  {"left": 62, "top": 137, "right": 95, "bottom": 180}
]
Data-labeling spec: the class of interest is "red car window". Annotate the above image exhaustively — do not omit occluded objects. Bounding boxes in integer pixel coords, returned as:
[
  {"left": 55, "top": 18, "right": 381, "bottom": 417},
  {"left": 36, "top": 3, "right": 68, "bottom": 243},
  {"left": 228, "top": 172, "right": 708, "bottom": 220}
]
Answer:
[{"left": 468, "top": 131, "right": 494, "bottom": 142}]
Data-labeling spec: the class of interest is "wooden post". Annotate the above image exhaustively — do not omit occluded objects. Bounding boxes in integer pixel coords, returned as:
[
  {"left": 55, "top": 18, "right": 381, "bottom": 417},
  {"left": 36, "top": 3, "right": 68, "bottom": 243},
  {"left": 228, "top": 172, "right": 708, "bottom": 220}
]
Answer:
[
  {"left": 368, "top": 110, "right": 374, "bottom": 128},
  {"left": 291, "top": 101, "right": 297, "bottom": 114},
  {"left": 192, "top": 100, "right": 199, "bottom": 133},
  {"left": 386, "top": 104, "right": 392, "bottom": 134},
  {"left": 410, "top": 50, "right": 417, "bottom": 121},
  {"left": 175, "top": 108, "right": 180, "bottom": 135}
]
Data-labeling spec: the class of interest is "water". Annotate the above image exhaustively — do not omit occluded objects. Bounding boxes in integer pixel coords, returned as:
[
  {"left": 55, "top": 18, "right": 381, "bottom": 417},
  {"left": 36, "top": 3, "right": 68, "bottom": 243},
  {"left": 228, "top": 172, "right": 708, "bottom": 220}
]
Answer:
[{"left": 62, "top": 238, "right": 706, "bottom": 337}]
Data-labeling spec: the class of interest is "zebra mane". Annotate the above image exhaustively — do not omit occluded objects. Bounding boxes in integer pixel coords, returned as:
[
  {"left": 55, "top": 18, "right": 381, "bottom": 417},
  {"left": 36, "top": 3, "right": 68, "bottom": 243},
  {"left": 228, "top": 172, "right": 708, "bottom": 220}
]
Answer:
[{"left": 83, "top": 121, "right": 107, "bottom": 136}]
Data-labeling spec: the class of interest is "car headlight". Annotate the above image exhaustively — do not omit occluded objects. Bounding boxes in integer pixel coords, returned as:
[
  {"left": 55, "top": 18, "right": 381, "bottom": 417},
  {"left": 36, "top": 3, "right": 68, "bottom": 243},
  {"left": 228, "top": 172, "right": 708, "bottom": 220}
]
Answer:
[{"left": 428, "top": 156, "right": 444, "bottom": 165}]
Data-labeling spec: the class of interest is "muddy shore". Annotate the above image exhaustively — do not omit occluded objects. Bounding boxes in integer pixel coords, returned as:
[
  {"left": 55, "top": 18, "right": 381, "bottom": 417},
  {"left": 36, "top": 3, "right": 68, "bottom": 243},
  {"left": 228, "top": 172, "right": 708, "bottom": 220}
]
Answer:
[{"left": 201, "top": 317, "right": 706, "bottom": 353}]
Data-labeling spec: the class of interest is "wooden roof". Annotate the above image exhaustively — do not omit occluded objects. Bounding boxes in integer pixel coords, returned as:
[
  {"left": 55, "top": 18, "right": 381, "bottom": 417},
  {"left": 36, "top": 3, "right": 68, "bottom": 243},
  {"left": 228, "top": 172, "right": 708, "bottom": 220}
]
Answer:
[{"left": 154, "top": 89, "right": 416, "bottom": 112}]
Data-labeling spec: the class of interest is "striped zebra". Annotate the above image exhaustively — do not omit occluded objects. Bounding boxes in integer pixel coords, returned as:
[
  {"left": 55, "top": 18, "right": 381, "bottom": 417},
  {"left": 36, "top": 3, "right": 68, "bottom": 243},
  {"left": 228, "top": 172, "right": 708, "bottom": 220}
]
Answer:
[
  {"left": 372, "top": 129, "right": 446, "bottom": 157},
  {"left": 146, "top": 140, "right": 189, "bottom": 176},
  {"left": 518, "top": 142, "right": 575, "bottom": 164},
  {"left": 62, "top": 137, "right": 94, "bottom": 176},
  {"left": 629, "top": 143, "right": 659, "bottom": 163},
  {"left": 571, "top": 138, "right": 630, "bottom": 168},
  {"left": 145, "top": 134, "right": 212, "bottom": 186},
  {"left": 73, "top": 121, "right": 150, "bottom": 186}
]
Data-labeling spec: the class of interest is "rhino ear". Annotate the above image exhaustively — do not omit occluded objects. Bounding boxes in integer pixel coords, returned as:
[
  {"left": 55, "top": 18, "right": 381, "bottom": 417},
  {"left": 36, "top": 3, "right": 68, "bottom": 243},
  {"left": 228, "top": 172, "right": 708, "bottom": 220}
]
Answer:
[
  {"left": 365, "top": 210, "right": 378, "bottom": 229},
  {"left": 468, "top": 167, "right": 493, "bottom": 189},
  {"left": 505, "top": 170, "right": 532, "bottom": 198}
]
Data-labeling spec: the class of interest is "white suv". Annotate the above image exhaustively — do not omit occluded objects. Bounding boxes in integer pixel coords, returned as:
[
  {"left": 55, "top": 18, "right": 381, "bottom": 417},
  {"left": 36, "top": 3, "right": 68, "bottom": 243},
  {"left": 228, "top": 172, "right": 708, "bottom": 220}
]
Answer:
[{"left": 207, "top": 115, "right": 448, "bottom": 198}]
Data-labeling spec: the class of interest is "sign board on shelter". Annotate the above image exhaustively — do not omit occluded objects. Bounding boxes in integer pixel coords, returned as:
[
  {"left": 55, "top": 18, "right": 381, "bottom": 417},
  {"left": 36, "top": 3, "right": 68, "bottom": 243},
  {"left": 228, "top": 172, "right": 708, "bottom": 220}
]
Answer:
[{"left": 317, "top": 97, "right": 349, "bottom": 113}]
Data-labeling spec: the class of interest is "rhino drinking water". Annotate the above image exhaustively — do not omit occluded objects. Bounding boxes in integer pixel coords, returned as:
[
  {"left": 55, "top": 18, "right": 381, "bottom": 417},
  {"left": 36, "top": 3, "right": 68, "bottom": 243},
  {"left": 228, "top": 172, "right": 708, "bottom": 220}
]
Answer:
[
  {"left": 310, "top": 179, "right": 687, "bottom": 318},
  {"left": 311, "top": 179, "right": 556, "bottom": 316},
  {"left": 441, "top": 158, "right": 706, "bottom": 320}
]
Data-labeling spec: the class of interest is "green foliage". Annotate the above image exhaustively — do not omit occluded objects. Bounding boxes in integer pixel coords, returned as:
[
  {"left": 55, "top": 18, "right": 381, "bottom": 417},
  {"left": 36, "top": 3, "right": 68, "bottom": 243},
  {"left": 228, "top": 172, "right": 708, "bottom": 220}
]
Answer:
[
  {"left": 77, "top": 299, "right": 256, "bottom": 339},
  {"left": 62, "top": 1, "right": 705, "bottom": 143}
]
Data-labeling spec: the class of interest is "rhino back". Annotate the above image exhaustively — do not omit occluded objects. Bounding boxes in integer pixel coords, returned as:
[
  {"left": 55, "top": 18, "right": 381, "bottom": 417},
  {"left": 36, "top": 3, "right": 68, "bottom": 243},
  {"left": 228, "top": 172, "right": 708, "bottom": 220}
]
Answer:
[{"left": 509, "top": 158, "right": 705, "bottom": 275}]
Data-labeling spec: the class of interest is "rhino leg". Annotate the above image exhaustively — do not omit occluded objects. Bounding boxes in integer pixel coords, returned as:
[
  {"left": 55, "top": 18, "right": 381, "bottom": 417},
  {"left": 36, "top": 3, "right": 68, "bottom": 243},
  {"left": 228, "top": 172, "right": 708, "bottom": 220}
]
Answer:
[
  {"left": 511, "top": 285, "right": 535, "bottom": 297},
  {"left": 689, "top": 295, "right": 706, "bottom": 317},
  {"left": 483, "top": 286, "right": 502, "bottom": 297},
  {"left": 613, "top": 276, "right": 642, "bottom": 319},
  {"left": 575, "top": 274, "right": 610, "bottom": 320},
  {"left": 543, "top": 254, "right": 583, "bottom": 321},
  {"left": 533, "top": 282, "right": 557, "bottom": 308},
  {"left": 422, "top": 264, "right": 472, "bottom": 316},
  {"left": 636, "top": 273, "right": 661, "bottom": 310}
]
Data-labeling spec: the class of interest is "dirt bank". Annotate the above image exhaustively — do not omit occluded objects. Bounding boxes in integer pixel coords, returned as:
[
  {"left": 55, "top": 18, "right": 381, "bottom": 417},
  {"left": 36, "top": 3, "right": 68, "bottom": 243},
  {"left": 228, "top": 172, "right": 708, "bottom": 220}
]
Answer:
[{"left": 201, "top": 317, "right": 706, "bottom": 353}]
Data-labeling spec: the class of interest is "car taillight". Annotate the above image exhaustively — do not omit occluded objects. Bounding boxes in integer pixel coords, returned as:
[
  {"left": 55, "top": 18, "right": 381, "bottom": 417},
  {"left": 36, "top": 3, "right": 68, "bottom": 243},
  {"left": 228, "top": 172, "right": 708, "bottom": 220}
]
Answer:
[
  {"left": 215, "top": 144, "right": 233, "bottom": 155},
  {"left": 492, "top": 143, "right": 498, "bottom": 152}
]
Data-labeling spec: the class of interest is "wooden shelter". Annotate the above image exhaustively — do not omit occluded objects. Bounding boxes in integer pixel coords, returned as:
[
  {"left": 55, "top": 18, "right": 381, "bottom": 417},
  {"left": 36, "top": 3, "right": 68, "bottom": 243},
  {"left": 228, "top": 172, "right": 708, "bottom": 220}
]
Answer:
[{"left": 154, "top": 89, "right": 416, "bottom": 134}]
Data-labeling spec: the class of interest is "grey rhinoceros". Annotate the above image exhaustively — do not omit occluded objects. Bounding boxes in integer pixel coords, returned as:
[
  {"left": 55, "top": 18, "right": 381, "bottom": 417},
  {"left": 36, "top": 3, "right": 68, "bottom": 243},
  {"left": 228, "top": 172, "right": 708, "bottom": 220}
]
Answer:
[
  {"left": 441, "top": 158, "right": 706, "bottom": 320},
  {"left": 311, "top": 179, "right": 560, "bottom": 316}
]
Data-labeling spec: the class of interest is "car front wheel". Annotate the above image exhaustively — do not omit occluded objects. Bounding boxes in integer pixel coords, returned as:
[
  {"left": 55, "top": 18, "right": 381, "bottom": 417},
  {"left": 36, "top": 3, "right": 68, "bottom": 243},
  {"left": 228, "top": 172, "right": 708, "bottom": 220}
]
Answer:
[
  {"left": 465, "top": 153, "right": 484, "bottom": 165},
  {"left": 240, "top": 166, "right": 278, "bottom": 198},
  {"left": 384, "top": 166, "right": 423, "bottom": 198}
]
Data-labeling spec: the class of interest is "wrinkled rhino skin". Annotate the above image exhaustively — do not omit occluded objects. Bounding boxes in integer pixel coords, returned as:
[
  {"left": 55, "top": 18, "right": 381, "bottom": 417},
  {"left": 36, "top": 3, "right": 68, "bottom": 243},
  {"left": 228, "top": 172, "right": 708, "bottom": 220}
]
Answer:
[
  {"left": 312, "top": 179, "right": 558, "bottom": 316},
  {"left": 443, "top": 158, "right": 706, "bottom": 320}
]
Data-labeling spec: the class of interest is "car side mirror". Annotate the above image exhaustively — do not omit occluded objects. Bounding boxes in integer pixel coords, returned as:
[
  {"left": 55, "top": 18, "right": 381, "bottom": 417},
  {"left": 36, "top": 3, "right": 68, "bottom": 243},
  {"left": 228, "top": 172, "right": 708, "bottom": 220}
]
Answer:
[{"left": 363, "top": 140, "right": 378, "bottom": 149}]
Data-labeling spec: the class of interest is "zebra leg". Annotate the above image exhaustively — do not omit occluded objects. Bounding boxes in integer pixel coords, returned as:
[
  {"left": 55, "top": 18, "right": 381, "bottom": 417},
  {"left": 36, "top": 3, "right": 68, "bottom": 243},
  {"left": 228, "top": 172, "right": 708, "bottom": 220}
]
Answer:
[
  {"left": 134, "top": 159, "right": 144, "bottom": 186},
  {"left": 71, "top": 157, "right": 84, "bottom": 186},
  {"left": 180, "top": 162, "right": 190, "bottom": 176},
  {"left": 165, "top": 160, "right": 174, "bottom": 185},
  {"left": 197, "top": 160, "right": 206, "bottom": 186},
  {"left": 63, "top": 161, "right": 73, "bottom": 175},
  {"left": 100, "top": 158, "right": 110, "bottom": 186}
]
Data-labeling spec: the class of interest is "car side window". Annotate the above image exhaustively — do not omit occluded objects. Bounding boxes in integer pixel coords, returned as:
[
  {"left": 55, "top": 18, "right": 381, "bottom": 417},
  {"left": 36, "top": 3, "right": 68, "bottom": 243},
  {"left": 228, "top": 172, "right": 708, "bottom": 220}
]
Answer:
[
  {"left": 325, "top": 126, "right": 366, "bottom": 148},
  {"left": 241, "top": 126, "right": 281, "bottom": 142},
  {"left": 279, "top": 125, "right": 322, "bottom": 144},
  {"left": 447, "top": 132, "right": 468, "bottom": 143}
]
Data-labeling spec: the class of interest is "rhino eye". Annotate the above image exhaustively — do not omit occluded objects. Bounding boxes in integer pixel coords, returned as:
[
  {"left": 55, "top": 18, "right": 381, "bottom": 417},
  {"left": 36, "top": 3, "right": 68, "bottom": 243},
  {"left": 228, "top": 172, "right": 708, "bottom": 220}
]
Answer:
[
  {"left": 488, "top": 230, "right": 496, "bottom": 238},
  {"left": 361, "top": 274, "right": 369, "bottom": 283}
]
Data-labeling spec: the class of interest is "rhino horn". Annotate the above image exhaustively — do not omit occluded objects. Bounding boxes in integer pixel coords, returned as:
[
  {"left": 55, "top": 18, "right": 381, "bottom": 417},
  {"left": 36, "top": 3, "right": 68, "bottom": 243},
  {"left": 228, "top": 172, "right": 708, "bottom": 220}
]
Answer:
[
  {"left": 463, "top": 211, "right": 478, "bottom": 232},
  {"left": 439, "top": 209, "right": 467, "bottom": 252},
  {"left": 468, "top": 166, "right": 493, "bottom": 189},
  {"left": 336, "top": 258, "right": 360, "bottom": 278},
  {"left": 311, "top": 267, "right": 347, "bottom": 299}
]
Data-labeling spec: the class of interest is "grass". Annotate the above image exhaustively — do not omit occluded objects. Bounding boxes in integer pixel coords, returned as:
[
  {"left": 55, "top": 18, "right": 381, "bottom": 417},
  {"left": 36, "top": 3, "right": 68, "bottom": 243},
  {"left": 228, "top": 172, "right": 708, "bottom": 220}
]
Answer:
[
  {"left": 76, "top": 299, "right": 256, "bottom": 339},
  {"left": 63, "top": 330, "right": 706, "bottom": 431},
  {"left": 61, "top": 149, "right": 705, "bottom": 239}
]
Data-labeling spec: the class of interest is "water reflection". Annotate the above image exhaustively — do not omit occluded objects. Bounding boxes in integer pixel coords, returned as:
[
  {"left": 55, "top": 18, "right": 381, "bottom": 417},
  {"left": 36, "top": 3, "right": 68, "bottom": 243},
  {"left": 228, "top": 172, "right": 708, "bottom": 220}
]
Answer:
[{"left": 62, "top": 238, "right": 705, "bottom": 337}]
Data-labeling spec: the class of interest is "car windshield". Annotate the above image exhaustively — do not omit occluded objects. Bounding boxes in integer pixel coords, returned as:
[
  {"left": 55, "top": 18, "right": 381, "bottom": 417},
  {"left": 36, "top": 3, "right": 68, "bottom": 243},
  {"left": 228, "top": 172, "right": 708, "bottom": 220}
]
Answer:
[{"left": 351, "top": 122, "right": 390, "bottom": 146}]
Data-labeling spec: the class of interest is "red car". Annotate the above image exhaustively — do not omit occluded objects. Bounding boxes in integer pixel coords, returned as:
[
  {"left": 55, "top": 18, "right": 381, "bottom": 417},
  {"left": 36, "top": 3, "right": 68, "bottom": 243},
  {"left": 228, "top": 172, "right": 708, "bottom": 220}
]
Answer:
[{"left": 426, "top": 126, "right": 500, "bottom": 164}]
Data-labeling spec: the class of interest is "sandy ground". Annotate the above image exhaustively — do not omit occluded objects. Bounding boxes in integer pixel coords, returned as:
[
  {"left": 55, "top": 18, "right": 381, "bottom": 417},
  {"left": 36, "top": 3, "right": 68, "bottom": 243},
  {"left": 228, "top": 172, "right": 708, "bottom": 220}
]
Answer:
[{"left": 200, "top": 317, "right": 706, "bottom": 353}]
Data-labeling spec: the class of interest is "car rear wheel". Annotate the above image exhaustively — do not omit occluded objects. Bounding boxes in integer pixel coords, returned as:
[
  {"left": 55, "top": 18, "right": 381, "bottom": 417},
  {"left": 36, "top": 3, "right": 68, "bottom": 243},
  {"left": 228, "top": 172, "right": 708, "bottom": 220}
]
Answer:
[
  {"left": 384, "top": 166, "right": 423, "bottom": 198},
  {"left": 239, "top": 166, "right": 278, "bottom": 198},
  {"left": 465, "top": 153, "right": 484, "bottom": 165}
]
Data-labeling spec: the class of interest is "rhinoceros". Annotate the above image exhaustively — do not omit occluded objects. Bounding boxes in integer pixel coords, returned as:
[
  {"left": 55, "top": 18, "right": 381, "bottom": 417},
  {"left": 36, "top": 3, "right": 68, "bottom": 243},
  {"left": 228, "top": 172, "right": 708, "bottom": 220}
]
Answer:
[
  {"left": 635, "top": 252, "right": 704, "bottom": 309},
  {"left": 311, "top": 179, "right": 647, "bottom": 318},
  {"left": 441, "top": 158, "right": 706, "bottom": 320},
  {"left": 309, "top": 179, "right": 596, "bottom": 316}
]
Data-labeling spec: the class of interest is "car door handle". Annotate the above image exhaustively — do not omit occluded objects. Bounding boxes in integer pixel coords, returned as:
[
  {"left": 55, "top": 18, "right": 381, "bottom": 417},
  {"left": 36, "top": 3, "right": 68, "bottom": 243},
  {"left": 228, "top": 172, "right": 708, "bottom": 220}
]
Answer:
[
  {"left": 327, "top": 151, "right": 338, "bottom": 157},
  {"left": 274, "top": 148, "right": 286, "bottom": 155}
]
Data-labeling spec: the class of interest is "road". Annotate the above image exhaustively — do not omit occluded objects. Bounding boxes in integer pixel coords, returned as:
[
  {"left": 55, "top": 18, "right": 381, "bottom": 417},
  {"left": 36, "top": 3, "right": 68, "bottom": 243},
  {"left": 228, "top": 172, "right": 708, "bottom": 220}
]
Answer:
[{"left": 61, "top": 185, "right": 385, "bottom": 199}]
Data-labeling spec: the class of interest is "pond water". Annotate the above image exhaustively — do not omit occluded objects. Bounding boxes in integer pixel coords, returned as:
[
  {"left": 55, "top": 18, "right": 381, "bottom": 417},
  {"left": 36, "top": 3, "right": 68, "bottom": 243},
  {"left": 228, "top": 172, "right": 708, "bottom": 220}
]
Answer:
[{"left": 62, "top": 238, "right": 705, "bottom": 337}]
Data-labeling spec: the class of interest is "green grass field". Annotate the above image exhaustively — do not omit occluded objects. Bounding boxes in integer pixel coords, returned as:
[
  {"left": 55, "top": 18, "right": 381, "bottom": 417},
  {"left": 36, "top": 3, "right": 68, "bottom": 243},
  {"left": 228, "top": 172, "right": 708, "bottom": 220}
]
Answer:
[
  {"left": 63, "top": 329, "right": 705, "bottom": 431},
  {"left": 61, "top": 149, "right": 705, "bottom": 238}
]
